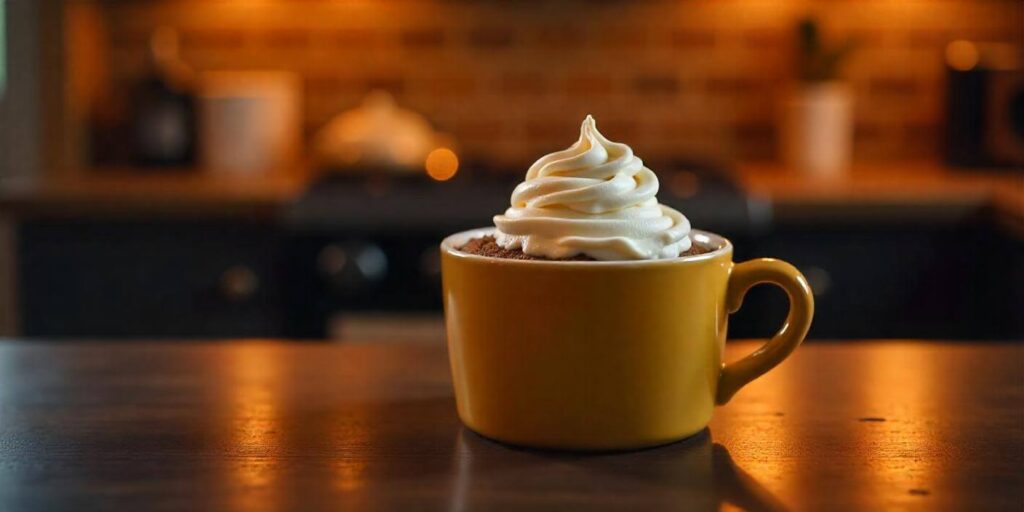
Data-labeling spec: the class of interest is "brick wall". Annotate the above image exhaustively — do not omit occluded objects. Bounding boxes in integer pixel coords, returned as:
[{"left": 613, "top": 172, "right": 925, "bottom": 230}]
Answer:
[{"left": 95, "top": 0, "right": 1022, "bottom": 169}]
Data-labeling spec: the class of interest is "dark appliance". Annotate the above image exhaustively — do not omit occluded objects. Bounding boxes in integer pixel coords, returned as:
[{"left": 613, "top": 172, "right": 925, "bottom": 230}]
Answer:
[
  {"left": 945, "top": 41, "right": 1024, "bottom": 169},
  {"left": 279, "top": 164, "right": 766, "bottom": 338}
]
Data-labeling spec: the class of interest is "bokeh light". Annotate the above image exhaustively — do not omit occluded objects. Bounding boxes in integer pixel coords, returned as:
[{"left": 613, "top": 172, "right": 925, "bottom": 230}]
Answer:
[{"left": 425, "top": 147, "right": 459, "bottom": 181}]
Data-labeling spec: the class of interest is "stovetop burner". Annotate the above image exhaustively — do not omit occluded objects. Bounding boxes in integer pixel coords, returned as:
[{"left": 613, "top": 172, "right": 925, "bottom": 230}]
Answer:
[
  {"left": 284, "top": 160, "right": 767, "bottom": 235},
  {"left": 278, "top": 160, "right": 770, "bottom": 337},
  {"left": 284, "top": 167, "right": 519, "bottom": 233}
]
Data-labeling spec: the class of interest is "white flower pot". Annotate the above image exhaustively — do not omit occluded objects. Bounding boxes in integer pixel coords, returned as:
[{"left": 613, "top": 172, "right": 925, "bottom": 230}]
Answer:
[{"left": 780, "top": 82, "right": 853, "bottom": 177}]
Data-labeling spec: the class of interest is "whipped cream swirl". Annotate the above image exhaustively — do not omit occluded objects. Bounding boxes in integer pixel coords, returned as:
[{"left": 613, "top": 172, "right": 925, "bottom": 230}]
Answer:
[{"left": 493, "top": 116, "right": 691, "bottom": 260}]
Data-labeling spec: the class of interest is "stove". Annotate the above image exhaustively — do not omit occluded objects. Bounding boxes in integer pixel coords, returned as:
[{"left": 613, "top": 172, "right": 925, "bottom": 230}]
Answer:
[{"left": 279, "top": 163, "right": 768, "bottom": 337}]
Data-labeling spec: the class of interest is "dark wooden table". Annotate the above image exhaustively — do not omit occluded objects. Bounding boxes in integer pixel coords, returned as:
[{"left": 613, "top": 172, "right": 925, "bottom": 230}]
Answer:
[{"left": 0, "top": 340, "right": 1020, "bottom": 511}]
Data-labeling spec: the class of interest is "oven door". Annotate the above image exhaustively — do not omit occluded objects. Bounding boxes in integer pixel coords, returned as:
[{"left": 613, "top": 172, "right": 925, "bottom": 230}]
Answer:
[{"left": 280, "top": 232, "right": 444, "bottom": 338}]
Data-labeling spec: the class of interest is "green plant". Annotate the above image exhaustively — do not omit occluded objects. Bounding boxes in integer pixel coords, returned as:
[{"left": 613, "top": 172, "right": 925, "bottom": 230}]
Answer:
[{"left": 797, "top": 17, "right": 857, "bottom": 82}]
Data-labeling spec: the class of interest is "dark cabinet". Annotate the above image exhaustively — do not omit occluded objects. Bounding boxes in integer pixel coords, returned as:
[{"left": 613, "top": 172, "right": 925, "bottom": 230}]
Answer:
[
  {"left": 18, "top": 220, "right": 283, "bottom": 338},
  {"left": 13, "top": 218, "right": 1022, "bottom": 340},
  {"left": 729, "top": 224, "right": 1021, "bottom": 340}
]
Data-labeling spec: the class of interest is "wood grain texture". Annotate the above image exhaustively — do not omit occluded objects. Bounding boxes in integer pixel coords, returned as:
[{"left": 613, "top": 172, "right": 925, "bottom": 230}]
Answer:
[{"left": 0, "top": 340, "right": 1020, "bottom": 511}]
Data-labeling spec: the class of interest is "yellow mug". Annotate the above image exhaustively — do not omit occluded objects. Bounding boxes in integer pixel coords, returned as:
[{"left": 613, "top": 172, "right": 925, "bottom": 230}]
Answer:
[{"left": 441, "top": 228, "right": 814, "bottom": 451}]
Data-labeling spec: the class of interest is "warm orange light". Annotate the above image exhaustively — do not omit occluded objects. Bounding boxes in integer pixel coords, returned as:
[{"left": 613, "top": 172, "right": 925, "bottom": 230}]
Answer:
[
  {"left": 223, "top": 344, "right": 283, "bottom": 511},
  {"left": 425, "top": 147, "right": 459, "bottom": 181},
  {"left": 946, "top": 40, "right": 979, "bottom": 71},
  {"left": 669, "top": 171, "right": 700, "bottom": 198}
]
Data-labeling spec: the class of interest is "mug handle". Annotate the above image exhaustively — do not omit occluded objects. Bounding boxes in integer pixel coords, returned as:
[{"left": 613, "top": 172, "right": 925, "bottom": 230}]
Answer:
[{"left": 716, "top": 258, "right": 814, "bottom": 405}]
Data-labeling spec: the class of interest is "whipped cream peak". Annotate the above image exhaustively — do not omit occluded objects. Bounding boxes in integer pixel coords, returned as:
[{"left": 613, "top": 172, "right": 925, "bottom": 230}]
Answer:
[{"left": 493, "top": 115, "right": 692, "bottom": 260}]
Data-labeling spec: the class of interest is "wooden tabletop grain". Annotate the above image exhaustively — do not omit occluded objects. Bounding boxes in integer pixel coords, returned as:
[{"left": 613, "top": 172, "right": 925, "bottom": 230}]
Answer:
[{"left": 0, "top": 340, "right": 1020, "bottom": 511}]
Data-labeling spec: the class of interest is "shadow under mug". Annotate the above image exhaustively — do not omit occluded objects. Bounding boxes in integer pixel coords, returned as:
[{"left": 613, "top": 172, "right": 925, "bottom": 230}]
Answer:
[
  {"left": 441, "top": 228, "right": 814, "bottom": 451},
  {"left": 450, "top": 428, "right": 788, "bottom": 511}
]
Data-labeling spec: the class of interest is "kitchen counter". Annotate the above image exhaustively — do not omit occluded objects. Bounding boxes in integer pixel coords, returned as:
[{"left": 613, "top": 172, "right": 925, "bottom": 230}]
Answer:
[
  {"left": 0, "top": 163, "right": 1020, "bottom": 228},
  {"left": 0, "top": 170, "right": 307, "bottom": 220},
  {"left": 0, "top": 338, "right": 1020, "bottom": 510},
  {"left": 732, "top": 163, "right": 1024, "bottom": 226}
]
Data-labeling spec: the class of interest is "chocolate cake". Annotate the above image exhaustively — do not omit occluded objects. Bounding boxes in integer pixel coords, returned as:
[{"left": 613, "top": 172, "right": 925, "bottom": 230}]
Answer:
[{"left": 459, "top": 236, "right": 713, "bottom": 261}]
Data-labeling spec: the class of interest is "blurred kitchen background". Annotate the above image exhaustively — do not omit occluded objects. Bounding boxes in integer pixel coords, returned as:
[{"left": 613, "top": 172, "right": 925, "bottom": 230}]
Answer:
[{"left": 0, "top": 0, "right": 1020, "bottom": 341}]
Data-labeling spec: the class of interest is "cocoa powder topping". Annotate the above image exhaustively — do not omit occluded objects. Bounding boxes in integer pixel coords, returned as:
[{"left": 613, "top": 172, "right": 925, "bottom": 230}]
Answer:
[{"left": 458, "top": 236, "right": 713, "bottom": 261}]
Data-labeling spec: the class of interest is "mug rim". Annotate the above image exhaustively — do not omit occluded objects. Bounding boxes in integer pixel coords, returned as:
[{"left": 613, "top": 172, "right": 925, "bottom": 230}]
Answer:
[{"left": 441, "top": 227, "right": 733, "bottom": 267}]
